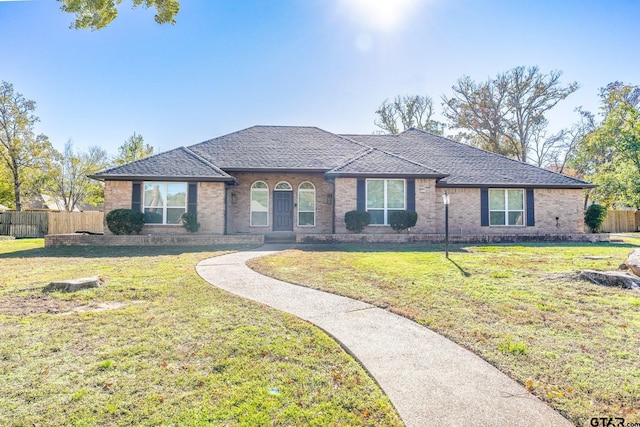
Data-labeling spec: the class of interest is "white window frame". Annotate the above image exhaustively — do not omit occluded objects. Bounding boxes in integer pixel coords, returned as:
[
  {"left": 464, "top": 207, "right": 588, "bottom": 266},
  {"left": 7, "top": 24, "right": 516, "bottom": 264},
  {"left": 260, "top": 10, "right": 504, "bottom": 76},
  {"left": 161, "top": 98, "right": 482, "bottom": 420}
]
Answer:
[
  {"left": 142, "top": 182, "right": 187, "bottom": 225},
  {"left": 250, "top": 181, "right": 269, "bottom": 227},
  {"left": 489, "top": 189, "right": 525, "bottom": 226},
  {"left": 366, "top": 179, "right": 406, "bottom": 226},
  {"left": 297, "top": 182, "right": 316, "bottom": 227}
]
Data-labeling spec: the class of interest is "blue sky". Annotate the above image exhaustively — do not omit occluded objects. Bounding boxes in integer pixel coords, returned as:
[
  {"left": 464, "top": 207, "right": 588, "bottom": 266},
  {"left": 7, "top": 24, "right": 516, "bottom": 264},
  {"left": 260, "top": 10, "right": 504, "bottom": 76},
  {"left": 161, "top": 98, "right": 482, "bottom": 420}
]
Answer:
[{"left": 1, "top": 0, "right": 638, "bottom": 155}]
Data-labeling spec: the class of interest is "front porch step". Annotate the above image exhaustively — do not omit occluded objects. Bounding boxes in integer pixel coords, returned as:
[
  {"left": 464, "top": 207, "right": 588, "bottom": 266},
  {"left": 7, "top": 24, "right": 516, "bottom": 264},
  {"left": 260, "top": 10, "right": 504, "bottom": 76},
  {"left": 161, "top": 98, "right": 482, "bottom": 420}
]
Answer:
[{"left": 264, "top": 233, "right": 296, "bottom": 244}]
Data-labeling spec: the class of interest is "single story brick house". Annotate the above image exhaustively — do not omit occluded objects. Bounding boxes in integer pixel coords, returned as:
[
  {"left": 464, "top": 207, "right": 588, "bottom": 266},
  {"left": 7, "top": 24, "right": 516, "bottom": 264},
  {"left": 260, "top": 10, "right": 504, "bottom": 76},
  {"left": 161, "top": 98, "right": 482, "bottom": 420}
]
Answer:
[{"left": 90, "top": 125, "right": 593, "bottom": 237}]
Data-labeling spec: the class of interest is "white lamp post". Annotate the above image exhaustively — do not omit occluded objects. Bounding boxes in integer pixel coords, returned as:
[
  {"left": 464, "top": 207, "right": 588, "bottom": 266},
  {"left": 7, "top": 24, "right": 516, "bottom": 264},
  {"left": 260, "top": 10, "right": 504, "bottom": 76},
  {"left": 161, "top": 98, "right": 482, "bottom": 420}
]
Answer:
[{"left": 442, "top": 191, "right": 450, "bottom": 258}]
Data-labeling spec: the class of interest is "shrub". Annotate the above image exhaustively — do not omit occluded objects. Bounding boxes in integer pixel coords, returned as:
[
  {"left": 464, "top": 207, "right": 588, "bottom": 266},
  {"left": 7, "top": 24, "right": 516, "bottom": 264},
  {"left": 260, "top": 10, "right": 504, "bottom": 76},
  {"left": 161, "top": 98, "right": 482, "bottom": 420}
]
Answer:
[
  {"left": 180, "top": 212, "right": 200, "bottom": 233},
  {"left": 584, "top": 204, "right": 607, "bottom": 233},
  {"left": 105, "top": 209, "right": 145, "bottom": 235},
  {"left": 389, "top": 210, "right": 418, "bottom": 233},
  {"left": 345, "top": 210, "right": 370, "bottom": 234}
]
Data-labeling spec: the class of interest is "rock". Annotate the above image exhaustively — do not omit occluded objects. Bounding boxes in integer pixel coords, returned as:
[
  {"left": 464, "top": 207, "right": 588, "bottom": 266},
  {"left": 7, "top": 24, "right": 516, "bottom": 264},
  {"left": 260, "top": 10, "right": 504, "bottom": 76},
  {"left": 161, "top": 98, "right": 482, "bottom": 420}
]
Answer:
[
  {"left": 619, "top": 263, "right": 630, "bottom": 271},
  {"left": 43, "top": 276, "right": 104, "bottom": 293},
  {"left": 578, "top": 270, "right": 640, "bottom": 290},
  {"left": 625, "top": 249, "right": 640, "bottom": 277}
]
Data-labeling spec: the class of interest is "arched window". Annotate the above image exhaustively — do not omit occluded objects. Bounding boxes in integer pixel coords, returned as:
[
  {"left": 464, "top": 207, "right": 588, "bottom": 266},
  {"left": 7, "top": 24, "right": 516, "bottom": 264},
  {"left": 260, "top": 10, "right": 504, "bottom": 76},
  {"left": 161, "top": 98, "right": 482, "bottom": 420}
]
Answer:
[
  {"left": 250, "top": 181, "right": 269, "bottom": 226},
  {"left": 275, "top": 181, "right": 292, "bottom": 191},
  {"left": 298, "top": 182, "right": 315, "bottom": 226}
]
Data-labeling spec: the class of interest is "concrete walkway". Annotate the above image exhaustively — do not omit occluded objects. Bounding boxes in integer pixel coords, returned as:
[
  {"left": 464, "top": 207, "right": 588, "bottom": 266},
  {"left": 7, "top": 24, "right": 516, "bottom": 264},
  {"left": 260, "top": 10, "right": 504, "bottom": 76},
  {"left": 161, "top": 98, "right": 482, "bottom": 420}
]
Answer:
[{"left": 196, "top": 246, "right": 573, "bottom": 427}]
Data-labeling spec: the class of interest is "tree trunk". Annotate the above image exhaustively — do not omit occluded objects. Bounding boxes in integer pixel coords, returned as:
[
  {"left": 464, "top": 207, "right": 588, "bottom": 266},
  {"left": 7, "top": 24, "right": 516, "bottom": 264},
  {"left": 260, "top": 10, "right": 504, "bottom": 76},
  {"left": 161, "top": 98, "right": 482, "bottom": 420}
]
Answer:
[{"left": 12, "top": 159, "right": 21, "bottom": 212}]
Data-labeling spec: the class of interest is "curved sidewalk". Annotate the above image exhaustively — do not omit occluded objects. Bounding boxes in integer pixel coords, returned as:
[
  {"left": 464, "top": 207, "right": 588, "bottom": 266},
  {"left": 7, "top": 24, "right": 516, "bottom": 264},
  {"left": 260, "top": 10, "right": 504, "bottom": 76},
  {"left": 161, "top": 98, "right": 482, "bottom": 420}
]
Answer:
[{"left": 196, "top": 246, "right": 573, "bottom": 427}]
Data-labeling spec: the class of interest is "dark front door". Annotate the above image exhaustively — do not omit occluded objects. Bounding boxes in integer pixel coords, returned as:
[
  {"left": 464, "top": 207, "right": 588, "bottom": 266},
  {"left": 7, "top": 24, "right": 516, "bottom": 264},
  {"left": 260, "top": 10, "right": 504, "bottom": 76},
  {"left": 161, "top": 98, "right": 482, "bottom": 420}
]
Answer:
[{"left": 273, "top": 191, "right": 293, "bottom": 231}]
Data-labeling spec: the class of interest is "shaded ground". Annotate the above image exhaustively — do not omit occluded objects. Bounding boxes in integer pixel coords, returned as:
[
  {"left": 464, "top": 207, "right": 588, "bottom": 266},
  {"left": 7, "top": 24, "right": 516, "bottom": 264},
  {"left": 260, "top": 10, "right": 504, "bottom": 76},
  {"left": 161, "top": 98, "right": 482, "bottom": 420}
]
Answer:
[{"left": 0, "top": 294, "right": 128, "bottom": 316}]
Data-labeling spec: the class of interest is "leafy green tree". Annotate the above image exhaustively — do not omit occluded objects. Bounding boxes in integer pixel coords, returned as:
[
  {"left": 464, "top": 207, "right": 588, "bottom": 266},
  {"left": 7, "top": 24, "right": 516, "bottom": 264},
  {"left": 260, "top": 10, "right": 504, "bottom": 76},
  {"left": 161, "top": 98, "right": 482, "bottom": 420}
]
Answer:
[
  {"left": 45, "top": 141, "right": 110, "bottom": 211},
  {"left": 114, "top": 132, "right": 154, "bottom": 165},
  {"left": 58, "top": 0, "right": 180, "bottom": 30},
  {"left": 584, "top": 204, "right": 607, "bottom": 233},
  {"left": 443, "top": 66, "right": 579, "bottom": 163},
  {"left": 375, "top": 95, "right": 445, "bottom": 135},
  {"left": 0, "top": 81, "right": 56, "bottom": 211},
  {"left": 570, "top": 82, "right": 640, "bottom": 208}
]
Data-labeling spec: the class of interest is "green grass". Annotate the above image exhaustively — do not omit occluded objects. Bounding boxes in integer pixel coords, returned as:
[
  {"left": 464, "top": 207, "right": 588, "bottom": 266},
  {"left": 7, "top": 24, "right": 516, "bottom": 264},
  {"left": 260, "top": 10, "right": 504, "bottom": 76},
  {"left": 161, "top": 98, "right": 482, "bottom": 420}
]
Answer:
[
  {"left": 249, "top": 241, "right": 640, "bottom": 426},
  {"left": 0, "top": 240, "right": 402, "bottom": 426}
]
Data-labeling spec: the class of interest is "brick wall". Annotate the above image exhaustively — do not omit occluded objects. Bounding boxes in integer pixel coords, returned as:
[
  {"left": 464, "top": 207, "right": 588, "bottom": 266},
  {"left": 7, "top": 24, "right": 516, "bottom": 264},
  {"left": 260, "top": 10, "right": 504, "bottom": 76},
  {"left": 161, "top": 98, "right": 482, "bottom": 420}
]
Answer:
[
  {"left": 334, "top": 177, "right": 438, "bottom": 234},
  {"left": 45, "top": 233, "right": 263, "bottom": 247},
  {"left": 103, "top": 180, "right": 225, "bottom": 235},
  {"left": 433, "top": 187, "right": 586, "bottom": 234},
  {"left": 227, "top": 172, "right": 333, "bottom": 234}
]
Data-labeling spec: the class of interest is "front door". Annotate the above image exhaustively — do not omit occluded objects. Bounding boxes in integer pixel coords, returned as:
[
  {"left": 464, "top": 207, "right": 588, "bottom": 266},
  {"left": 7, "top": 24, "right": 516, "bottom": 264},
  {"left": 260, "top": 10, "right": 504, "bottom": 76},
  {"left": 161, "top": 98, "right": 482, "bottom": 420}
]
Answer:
[{"left": 273, "top": 191, "right": 293, "bottom": 231}]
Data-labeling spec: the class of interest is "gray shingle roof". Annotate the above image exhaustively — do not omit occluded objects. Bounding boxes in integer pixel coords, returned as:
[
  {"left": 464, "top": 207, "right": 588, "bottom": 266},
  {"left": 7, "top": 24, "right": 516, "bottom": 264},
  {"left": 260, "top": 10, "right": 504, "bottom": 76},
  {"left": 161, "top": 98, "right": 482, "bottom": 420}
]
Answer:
[
  {"left": 93, "top": 125, "right": 593, "bottom": 188},
  {"left": 188, "top": 126, "right": 368, "bottom": 170},
  {"left": 341, "top": 129, "right": 593, "bottom": 188},
  {"left": 91, "top": 146, "right": 233, "bottom": 181},
  {"left": 328, "top": 147, "right": 446, "bottom": 177}
]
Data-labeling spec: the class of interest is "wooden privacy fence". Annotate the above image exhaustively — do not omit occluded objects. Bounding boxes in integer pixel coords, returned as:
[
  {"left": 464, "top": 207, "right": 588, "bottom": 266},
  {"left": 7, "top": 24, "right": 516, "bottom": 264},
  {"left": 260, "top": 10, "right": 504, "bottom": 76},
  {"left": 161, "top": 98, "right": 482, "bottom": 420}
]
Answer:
[
  {"left": 0, "top": 211, "right": 104, "bottom": 238},
  {"left": 599, "top": 210, "right": 640, "bottom": 233},
  {"left": 0, "top": 212, "right": 48, "bottom": 238},
  {"left": 48, "top": 211, "right": 104, "bottom": 235}
]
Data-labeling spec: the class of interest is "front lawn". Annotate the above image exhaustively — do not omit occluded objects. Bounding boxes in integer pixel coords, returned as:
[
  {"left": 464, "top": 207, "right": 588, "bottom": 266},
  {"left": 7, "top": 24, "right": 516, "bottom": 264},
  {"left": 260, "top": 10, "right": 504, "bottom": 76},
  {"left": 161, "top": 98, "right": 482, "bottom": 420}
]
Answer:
[
  {"left": 0, "top": 240, "right": 401, "bottom": 426},
  {"left": 249, "top": 241, "right": 640, "bottom": 426}
]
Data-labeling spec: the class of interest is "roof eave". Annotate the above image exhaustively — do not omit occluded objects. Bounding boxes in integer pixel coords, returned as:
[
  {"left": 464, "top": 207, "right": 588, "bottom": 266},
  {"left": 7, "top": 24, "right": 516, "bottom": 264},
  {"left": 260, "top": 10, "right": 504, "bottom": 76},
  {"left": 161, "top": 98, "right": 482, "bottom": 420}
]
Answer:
[
  {"left": 89, "top": 174, "right": 235, "bottom": 182},
  {"left": 326, "top": 172, "right": 448, "bottom": 179},
  {"left": 436, "top": 182, "right": 596, "bottom": 189}
]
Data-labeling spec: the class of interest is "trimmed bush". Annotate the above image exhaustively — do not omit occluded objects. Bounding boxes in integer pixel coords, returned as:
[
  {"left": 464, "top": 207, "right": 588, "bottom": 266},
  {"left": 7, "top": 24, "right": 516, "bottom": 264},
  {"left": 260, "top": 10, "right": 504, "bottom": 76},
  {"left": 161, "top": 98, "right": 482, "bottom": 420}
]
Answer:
[
  {"left": 180, "top": 212, "right": 200, "bottom": 233},
  {"left": 389, "top": 210, "right": 418, "bottom": 233},
  {"left": 584, "top": 204, "right": 607, "bottom": 233},
  {"left": 106, "top": 209, "right": 145, "bottom": 235},
  {"left": 345, "top": 210, "right": 370, "bottom": 234}
]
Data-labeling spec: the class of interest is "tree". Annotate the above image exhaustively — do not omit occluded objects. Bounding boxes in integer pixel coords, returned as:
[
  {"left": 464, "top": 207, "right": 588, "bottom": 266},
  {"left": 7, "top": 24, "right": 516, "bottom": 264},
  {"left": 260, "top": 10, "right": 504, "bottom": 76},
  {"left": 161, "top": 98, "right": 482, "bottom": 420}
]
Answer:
[
  {"left": 375, "top": 95, "right": 445, "bottom": 135},
  {"left": 570, "top": 82, "right": 640, "bottom": 208},
  {"left": 0, "top": 81, "right": 55, "bottom": 212},
  {"left": 58, "top": 0, "right": 180, "bottom": 30},
  {"left": 443, "top": 66, "right": 579, "bottom": 163},
  {"left": 114, "top": 132, "right": 154, "bottom": 165},
  {"left": 45, "top": 141, "right": 110, "bottom": 211}
]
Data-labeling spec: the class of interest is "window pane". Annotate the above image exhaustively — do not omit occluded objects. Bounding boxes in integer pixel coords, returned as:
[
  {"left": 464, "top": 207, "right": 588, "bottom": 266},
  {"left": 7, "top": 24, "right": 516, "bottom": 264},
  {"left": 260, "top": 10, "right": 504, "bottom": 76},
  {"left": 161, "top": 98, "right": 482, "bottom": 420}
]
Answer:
[
  {"left": 252, "top": 181, "right": 267, "bottom": 189},
  {"left": 299, "top": 191, "right": 315, "bottom": 212},
  {"left": 508, "top": 190, "right": 523, "bottom": 210},
  {"left": 144, "top": 209, "right": 163, "bottom": 224},
  {"left": 387, "top": 180, "right": 405, "bottom": 209},
  {"left": 167, "top": 208, "right": 185, "bottom": 224},
  {"left": 166, "top": 183, "right": 186, "bottom": 207},
  {"left": 275, "top": 182, "right": 292, "bottom": 190},
  {"left": 251, "top": 191, "right": 268, "bottom": 212},
  {"left": 369, "top": 210, "right": 384, "bottom": 225},
  {"left": 508, "top": 211, "right": 523, "bottom": 226},
  {"left": 489, "top": 190, "right": 505, "bottom": 210},
  {"left": 367, "top": 180, "right": 384, "bottom": 209},
  {"left": 144, "top": 183, "right": 165, "bottom": 209},
  {"left": 299, "top": 182, "right": 314, "bottom": 190},
  {"left": 251, "top": 212, "right": 267, "bottom": 226},
  {"left": 490, "top": 211, "right": 505, "bottom": 226},
  {"left": 299, "top": 212, "right": 314, "bottom": 226}
]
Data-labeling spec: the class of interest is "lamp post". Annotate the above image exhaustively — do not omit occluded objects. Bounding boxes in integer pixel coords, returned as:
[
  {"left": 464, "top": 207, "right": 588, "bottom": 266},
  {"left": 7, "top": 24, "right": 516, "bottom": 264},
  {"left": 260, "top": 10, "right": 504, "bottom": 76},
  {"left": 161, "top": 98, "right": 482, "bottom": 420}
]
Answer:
[{"left": 442, "top": 191, "right": 450, "bottom": 258}]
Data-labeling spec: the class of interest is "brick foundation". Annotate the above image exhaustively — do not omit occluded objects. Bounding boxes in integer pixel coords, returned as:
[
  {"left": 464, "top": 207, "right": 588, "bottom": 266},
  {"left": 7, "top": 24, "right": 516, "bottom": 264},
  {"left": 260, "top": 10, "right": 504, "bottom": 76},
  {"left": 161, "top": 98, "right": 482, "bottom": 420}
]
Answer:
[{"left": 45, "top": 233, "right": 263, "bottom": 247}]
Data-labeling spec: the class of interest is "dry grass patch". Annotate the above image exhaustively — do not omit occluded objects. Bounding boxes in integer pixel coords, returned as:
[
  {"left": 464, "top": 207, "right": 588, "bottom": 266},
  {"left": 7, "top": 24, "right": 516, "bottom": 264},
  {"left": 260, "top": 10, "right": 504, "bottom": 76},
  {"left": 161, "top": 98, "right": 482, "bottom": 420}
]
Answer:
[
  {"left": 0, "top": 240, "right": 401, "bottom": 426},
  {"left": 249, "top": 241, "right": 640, "bottom": 426}
]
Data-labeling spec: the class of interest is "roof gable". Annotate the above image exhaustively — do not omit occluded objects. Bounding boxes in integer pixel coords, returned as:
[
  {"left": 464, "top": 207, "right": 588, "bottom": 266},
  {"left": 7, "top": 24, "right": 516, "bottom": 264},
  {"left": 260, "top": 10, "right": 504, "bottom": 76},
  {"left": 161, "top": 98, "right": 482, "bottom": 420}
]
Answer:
[
  {"left": 328, "top": 147, "right": 447, "bottom": 177},
  {"left": 91, "top": 146, "right": 233, "bottom": 181}
]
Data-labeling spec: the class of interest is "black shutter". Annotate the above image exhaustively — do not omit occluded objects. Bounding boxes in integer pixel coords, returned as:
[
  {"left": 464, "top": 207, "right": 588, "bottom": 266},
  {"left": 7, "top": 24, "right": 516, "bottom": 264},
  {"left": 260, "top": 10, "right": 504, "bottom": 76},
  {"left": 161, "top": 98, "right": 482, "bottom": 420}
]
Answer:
[
  {"left": 131, "top": 182, "right": 142, "bottom": 212},
  {"left": 407, "top": 179, "right": 415, "bottom": 211},
  {"left": 356, "top": 179, "right": 366, "bottom": 211},
  {"left": 188, "top": 182, "right": 198, "bottom": 214},
  {"left": 526, "top": 188, "right": 535, "bottom": 226},
  {"left": 480, "top": 188, "right": 489, "bottom": 226}
]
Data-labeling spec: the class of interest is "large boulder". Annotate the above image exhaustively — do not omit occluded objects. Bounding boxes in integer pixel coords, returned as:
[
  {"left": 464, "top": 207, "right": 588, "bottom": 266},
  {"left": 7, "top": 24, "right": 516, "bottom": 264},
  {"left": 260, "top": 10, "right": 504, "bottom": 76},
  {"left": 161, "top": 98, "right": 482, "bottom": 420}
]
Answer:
[
  {"left": 578, "top": 270, "right": 640, "bottom": 290},
  {"left": 625, "top": 249, "right": 640, "bottom": 277},
  {"left": 43, "top": 276, "right": 104, "bottom": 293}
]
